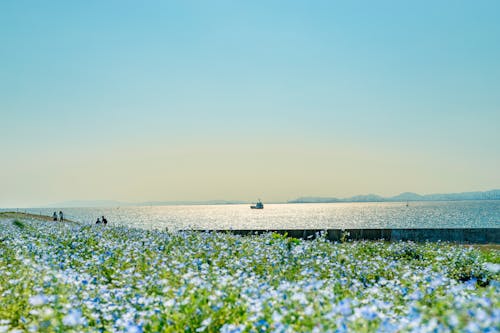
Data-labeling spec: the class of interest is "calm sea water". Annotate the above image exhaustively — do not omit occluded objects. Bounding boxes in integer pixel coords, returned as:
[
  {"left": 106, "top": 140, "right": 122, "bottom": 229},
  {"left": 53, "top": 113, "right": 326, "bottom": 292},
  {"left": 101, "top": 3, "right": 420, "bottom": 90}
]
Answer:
[{"left": 15, "top": 200, "right": 500, "bottom": 230}]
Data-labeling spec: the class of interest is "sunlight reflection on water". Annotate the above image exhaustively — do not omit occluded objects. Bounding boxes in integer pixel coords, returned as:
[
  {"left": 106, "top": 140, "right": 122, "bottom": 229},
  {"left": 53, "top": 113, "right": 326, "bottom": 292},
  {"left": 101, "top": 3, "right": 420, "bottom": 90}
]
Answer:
[{"left": 20, "top": 201, "right": 500, "bottom": 230}]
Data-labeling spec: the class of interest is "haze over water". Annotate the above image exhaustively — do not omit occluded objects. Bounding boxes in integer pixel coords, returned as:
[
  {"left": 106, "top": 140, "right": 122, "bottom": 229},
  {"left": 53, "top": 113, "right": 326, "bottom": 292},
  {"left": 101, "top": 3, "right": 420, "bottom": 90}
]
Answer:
[{"left": 19, "top": 200, "right": 500, "bottom": 231}]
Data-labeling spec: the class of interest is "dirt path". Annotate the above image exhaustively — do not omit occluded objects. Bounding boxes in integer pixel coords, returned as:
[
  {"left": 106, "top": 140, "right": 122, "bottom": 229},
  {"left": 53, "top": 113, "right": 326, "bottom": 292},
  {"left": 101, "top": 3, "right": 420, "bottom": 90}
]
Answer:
[{"left": 0, "top": 211, "right": 76, "bottom": 223}]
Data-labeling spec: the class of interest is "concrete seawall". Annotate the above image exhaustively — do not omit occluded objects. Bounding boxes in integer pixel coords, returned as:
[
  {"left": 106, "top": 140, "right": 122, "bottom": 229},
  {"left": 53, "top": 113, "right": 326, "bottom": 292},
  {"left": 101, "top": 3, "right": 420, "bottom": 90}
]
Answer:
[{"left": 200, "top": 228, "right": 500, "bottom": 244}]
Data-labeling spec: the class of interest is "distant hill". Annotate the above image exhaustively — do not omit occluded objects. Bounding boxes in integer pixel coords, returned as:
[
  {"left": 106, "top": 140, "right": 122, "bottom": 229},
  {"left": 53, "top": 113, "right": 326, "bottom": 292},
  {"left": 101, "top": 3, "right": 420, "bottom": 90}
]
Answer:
[
  {"left": 422, "top": 190, "right": 500, "bottom": 201},
  {"left": 137, "top": 200, "right": 247, "bottom": 206},
  {"left": 46, "top": 199, "right": 247, "bottom": 208},
  {"left": 287, "top": 197, "right": 341, "bottom": 203},
  {"left": 348, "top": 194, "right": 386, "bottom": 202},
  {"left": 289, "top": 189, "right": 500, "bottom": 203},
  {"left": 45, "top": 200, "right": 130, "bottom": 208},
  {"left": 46, "top": 190, "right": 500, "bottom": 207},
  {"left": 389, "top": 192, "right": 425, "bottom": 201}
]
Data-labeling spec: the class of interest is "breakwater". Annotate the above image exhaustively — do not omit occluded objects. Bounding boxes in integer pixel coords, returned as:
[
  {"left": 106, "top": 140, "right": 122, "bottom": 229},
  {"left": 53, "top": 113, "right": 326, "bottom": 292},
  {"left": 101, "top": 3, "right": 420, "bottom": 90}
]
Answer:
[
  {"left": 201, "top": 228, "right": 500, "bottom": 244},
  {"left": 4, "top": 212, "right": 498, "bottom": 243}
]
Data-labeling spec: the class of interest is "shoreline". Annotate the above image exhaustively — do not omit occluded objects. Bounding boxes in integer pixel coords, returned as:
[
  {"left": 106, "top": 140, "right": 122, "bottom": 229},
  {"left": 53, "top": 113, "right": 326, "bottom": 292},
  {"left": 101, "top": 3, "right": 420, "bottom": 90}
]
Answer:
[{"left": 4, "top": 212, "right": 499, "bottom": 245}]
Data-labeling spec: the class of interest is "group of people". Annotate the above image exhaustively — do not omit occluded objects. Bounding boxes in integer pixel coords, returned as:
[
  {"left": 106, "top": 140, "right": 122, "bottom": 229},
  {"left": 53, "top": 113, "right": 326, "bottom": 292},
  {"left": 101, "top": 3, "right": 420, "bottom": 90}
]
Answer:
[
  {"left": 51, "top": 211, "right": 109, "bottom": 225},
  {"left": 52, "top": 211, "right": 64, "bottom": 221},
  {"left": 95, "top": 216, "right": 108, "bottom": 225}
]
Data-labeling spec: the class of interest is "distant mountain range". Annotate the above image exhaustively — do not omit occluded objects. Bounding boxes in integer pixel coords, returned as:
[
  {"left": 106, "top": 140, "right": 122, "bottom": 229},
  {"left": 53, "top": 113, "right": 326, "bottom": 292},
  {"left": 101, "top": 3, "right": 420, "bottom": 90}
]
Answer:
[
  {"left": 288, "top": 189, "right": 500, "bottom": 203},
  {"left": 46, "top": 190, "right": 500, "bottom": 208}
]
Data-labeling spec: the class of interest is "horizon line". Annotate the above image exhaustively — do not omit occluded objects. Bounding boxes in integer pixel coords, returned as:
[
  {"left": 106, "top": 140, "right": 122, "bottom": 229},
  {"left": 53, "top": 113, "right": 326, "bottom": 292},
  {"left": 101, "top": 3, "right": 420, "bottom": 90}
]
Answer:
[{"left": 5, "top": 188, "right": 498, "bottom": 209}]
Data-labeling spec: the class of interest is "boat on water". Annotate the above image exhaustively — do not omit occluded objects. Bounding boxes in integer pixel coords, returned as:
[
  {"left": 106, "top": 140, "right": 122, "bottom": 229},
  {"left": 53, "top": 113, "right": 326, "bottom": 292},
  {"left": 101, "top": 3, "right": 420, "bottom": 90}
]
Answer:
[{"left": 250, "top": 199, "right": 264, "bottom": 209}]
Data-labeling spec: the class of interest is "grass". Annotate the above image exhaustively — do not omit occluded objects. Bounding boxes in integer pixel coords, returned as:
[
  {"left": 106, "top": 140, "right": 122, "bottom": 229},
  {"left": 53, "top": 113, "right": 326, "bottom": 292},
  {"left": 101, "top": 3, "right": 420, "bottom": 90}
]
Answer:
[{"left": 0, "top": 211, "right": 75, "bottom": 223}]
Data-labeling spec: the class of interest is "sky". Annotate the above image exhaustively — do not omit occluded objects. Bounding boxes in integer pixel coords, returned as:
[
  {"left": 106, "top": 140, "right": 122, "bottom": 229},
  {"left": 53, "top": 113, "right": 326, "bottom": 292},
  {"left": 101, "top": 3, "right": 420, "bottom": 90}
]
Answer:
[{"left": 1, "top": 0, "right": 499, "bottom": 207}]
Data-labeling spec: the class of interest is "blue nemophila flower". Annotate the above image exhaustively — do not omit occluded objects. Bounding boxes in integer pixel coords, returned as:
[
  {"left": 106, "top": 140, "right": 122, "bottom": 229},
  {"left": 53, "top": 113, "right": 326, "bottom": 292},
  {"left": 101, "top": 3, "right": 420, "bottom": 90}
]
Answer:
[
  {"left": 62, "top": 309, "right": 86, "bottom": 326},
  {"left": 0, "top": 218, "right": 498, "bottom": 332},
  {"left": 220, "top": 324, "right": 245, "bottom": 333},
  {"left": 464, "top": 321, "right": 481, "bottom": 333},
  {"left": 337, "top": 298, "right": 353, "bottom": 316},
  {"left": 377, "top": 319, "right": 399, "bottom": 333},
  {"left": 465, "top": 278, "right": 478, "bottom": 290},
  {"left": 358, "top": 305, "right": 378, "bottom": 321},
  {"left": 124, "top": 322, "right": 142, "bottom": 333}
]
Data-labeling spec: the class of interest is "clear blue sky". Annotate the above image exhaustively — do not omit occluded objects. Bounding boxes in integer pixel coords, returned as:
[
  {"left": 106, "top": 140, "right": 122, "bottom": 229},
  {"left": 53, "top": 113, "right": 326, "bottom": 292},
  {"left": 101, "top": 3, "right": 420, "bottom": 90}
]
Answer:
[{"left": 1, "top": 1, "right": 499, "bottom": 207}]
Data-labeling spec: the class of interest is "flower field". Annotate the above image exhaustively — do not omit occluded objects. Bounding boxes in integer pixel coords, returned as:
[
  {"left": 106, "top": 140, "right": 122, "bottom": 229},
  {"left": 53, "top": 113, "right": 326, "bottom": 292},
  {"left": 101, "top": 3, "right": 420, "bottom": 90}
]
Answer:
[{"left": 0, "top": 216, "right": 499, "bottom": 332}]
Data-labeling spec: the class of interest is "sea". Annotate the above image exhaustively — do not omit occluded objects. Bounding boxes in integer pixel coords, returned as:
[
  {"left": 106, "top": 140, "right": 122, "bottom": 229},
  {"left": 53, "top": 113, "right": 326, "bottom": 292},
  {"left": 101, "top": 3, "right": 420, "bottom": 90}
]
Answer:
[{"left": 13, "top": 200, "right": 500, "bottom": 231}]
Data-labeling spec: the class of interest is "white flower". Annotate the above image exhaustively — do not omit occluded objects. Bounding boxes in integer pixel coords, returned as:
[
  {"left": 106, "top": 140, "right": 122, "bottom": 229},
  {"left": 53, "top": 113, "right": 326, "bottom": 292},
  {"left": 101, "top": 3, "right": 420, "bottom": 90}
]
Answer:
[
  {"left": 291, "top": 292, "right": 307, "bottom": 304},
  {"left": 272, "top": 311, "right": 283, "bottom": 323},
  {"left": 9, "top": 329, "right": 24, "bottom": 333},
  {"left": 304, "top": 305, "right": 314, "bottom": 316},
  {"left": 201, "top": 317, "right": 212, "bottom": 326},
  {"left": 196, "top": 317, "right": 212, "bottom": 332},
  {"left": 29, "top": 294, "right": 48, "bottom": 306},
  {"left": 448, "top": 314, "right": 459, "bottom": 328},
  {"left": 484, "top": 263, "right": 500, "bottom": 274}
]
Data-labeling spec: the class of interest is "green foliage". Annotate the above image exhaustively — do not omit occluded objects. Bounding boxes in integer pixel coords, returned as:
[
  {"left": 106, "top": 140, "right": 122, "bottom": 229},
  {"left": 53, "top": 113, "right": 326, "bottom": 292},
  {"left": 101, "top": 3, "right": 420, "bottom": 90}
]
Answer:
[
  {"left": 12, "top": 219, "right": 25, "bottom": 229},
  {"left": 480, "top": 248, "right": 500, "bottom": 264},
  {"left": 390, "top": 243, "right": 425, "bottom": 260},
  {"left": 446, "top": 250, "right": 493, "bottom": 286},
  {"left": 340, "top": 229, "right": 350, "bottom": 243}
]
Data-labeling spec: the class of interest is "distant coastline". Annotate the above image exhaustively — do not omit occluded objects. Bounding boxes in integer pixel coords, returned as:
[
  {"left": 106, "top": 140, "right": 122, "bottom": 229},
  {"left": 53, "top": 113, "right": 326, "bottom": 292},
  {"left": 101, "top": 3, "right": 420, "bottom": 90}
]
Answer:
[
  {"left": 288, "top": 189, "right": 500, "bottom": 204},
  {"left": 40, "top": 189, "right": 500, "bottom": 208},
  {"left": 44, "top": 199, "right": 248, "bottom": 208}
]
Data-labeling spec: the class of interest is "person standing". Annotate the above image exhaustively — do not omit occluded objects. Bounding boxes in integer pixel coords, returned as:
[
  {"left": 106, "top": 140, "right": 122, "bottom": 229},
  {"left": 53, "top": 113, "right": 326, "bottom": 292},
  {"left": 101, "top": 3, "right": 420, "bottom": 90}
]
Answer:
[
  {"left": 52, "top": 212, "right": 58, "bottom": 221},
  {"left": 59, "top": 211, "right": 64, "bottom": 222}
]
